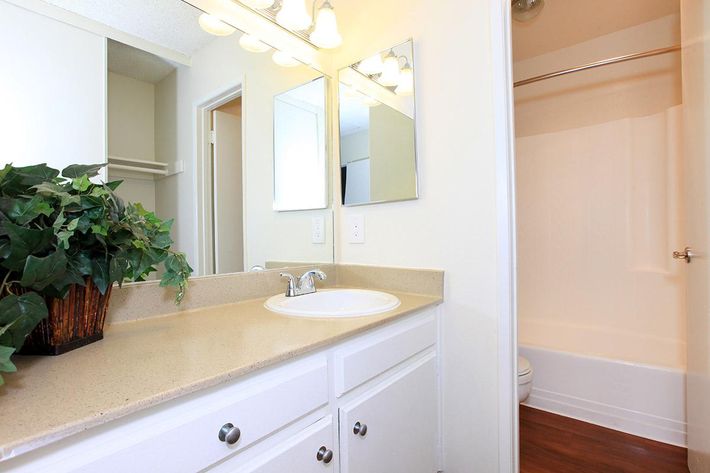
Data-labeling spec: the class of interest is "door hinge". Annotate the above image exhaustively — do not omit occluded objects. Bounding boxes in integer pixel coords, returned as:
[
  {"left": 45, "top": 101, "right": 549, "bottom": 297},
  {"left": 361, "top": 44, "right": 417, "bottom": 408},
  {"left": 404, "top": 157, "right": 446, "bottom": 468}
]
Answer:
[{"left": 209, "top": 130, "right": 216, "bottom": 144}]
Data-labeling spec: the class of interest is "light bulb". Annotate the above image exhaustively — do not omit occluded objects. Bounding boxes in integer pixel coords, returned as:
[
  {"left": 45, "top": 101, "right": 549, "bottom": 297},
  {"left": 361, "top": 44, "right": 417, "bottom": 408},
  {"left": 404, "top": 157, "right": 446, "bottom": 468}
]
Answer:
[
  {"left": 395, "top": 62, "right": 414, "bottom": 96},
  {"left": 241, "top": 0, "right": 275, "bottom": 8},
  {"left": 239, "top": 34, "right": 270, "bottom": 53},
  {"left": 309, "top": 1, "right": 342, "bottom": 49},
  {"left": 378, "top": 50, "right": 400, "bottom": 87},
  {"left": 198, "top": 13, "right": 236, "bottom": 36},
  {"left": 357, "top": 54, "right": 384, "bottom": 75},
  {"left": 276, "top": 0, "right": 312, "bottom": 31},
  {"left": 272, "top": 51, "right": 300, "bottom": 67}
]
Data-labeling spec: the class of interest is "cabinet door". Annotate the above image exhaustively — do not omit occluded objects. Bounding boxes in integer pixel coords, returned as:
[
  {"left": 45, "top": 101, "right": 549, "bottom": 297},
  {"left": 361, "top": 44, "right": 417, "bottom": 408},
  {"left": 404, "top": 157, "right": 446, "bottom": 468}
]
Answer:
[
  {"left": 339, "top": 354, "right": 437, "bottom": 473},
  {"left": 210, "top": 416, "right": 336, "bottom": 473}
]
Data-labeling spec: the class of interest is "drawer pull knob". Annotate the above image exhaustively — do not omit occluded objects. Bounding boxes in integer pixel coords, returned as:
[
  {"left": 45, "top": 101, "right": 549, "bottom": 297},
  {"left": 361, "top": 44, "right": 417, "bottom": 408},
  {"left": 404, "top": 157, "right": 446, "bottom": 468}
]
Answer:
[
  {"left": 316, "top": 446, "right": 333, "bottom": 464},
  {"left": 353, "top": 421, "right": 368, "bottom": 437},
  {"left": 218, "top": 423, "right": 241, "bottom": 445}
]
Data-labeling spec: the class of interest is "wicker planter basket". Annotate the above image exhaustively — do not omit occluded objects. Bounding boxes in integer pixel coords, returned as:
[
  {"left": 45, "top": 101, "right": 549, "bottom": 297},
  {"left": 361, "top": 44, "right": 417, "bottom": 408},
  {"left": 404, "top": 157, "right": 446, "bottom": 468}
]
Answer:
[{"left": 19, "top": 278, "right": 113, "bottom": 356}]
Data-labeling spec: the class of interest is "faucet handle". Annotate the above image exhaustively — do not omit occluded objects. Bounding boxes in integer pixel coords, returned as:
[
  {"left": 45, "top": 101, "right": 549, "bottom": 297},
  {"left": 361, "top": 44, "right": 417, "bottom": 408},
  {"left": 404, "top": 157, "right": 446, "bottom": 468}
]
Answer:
[
  {"left": 302, "top": 269, "right": 327, "bottom": 281},
  {"left": 298, "top": 269, "right": 326, "bottom": 292},
  {"left": 280, "top": 272, "right": 297, "bottom": 297}
]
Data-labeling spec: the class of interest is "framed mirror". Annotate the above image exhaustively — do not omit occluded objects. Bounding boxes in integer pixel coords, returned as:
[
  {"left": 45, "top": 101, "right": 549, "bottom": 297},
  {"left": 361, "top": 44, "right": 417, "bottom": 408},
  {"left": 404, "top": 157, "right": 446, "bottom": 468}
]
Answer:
[{"left": 338, "top": 39, "right": 418, "bottom": 206}]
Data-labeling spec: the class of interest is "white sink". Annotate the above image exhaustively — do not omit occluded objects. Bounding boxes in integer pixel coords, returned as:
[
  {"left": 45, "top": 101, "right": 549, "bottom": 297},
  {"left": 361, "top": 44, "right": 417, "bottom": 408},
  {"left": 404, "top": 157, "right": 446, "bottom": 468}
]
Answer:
[{"left": 264, "top": 289, "right": 401, "bottom": 318}]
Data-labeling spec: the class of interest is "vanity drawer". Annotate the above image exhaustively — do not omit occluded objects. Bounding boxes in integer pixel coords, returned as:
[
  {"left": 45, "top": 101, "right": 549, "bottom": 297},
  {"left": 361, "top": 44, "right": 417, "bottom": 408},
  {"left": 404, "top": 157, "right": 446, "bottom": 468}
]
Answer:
[
  {"left": 334, "top": 311, "right": 436, "bottom": 396},
  {"left": 62, "top": 359, "right": 329, "bottom": 473},
  {"left": 209, "top": 416, "right": 336, "bottom": 472}
]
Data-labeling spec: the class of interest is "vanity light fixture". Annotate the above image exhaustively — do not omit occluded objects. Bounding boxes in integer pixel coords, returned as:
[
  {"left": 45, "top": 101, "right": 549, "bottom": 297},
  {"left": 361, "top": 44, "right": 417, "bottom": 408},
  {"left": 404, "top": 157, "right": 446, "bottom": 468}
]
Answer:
[
  {"left": 356, "top": 53, "right": 384, "bottom": 75},
  {"left": 309, "top": 0, "right": 342, "bottom": 48},
  {"left": 272, "top": 50, "right": 301, "bottom": 67},
  {"left": 276, "top": 0, "right": 312, "bottom": 31},
  {"left": 198, "top": 13, "right": 236, "bottom": 36},
  {"left": 395, "top": 59, "right": 414, "bottom": 96},
  {"left": 239, "top": 33, "right": 271, "bottom": 52},
  {"left": 377, "top": 50, "right": 400, "bottom": 86},
  {"left": 239, "top": 0, "right": 343, "bottom": 49}
]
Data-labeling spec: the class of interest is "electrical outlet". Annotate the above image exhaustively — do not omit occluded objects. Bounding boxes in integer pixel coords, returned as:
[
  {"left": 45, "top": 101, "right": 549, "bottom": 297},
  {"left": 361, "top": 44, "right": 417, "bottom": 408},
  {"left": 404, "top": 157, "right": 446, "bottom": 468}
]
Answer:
[
  {"left": 347, "top": 214, "right": 365, "bottom": 243},
  {"left": 311, "top": 216, "right": 325, "bottom": 244}
]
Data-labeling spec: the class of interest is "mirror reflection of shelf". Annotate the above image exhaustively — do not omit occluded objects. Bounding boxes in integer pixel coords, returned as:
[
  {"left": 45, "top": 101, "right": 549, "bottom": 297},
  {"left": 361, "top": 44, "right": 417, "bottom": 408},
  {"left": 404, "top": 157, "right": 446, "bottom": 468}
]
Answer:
[{"left": 107, "top": 156, "right": 183, "bottom": 178}]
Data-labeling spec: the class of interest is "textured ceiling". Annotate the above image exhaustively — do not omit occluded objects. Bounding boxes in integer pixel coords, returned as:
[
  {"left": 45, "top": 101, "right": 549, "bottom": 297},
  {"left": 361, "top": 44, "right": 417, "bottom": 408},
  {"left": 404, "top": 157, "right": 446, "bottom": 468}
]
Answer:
[
  {"left": 513, "top": 0, "right": 679, "bottom": 61},
  {"left": 41, "top": 0, "right": 215, "bottom": 56},
  {"left": 108, "top": 39, "right": 176, "bottom": 84}
]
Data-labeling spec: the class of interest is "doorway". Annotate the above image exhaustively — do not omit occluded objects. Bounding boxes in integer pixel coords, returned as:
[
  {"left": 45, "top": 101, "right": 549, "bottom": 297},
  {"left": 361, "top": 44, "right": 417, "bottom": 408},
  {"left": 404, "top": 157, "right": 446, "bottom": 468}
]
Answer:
[
  {"left": 210, "top": 97, "right": 244, "bottom": 274},
  {"left": 506, "top": 0, "right": 710, "bottom": 471},
  {"left": 195, "top": 85, "right": 245, "bottom": 276}
]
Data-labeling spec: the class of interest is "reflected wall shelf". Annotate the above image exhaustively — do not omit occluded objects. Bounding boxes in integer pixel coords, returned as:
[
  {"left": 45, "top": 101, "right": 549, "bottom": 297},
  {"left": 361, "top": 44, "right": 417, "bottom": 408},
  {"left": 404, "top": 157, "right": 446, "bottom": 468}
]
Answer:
[{"left": 107, "top": 156, "right": 183, "bottom": 178}]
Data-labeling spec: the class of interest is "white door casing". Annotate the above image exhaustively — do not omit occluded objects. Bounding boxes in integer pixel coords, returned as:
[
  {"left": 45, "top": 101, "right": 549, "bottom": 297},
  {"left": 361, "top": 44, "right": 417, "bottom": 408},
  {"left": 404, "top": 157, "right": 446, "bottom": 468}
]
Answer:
[
  {"left": 681, "top": 0, "right": 710, "bottom": 471},
  {"left": 212, "top": 108, "right": 244, "bottom": 274}
]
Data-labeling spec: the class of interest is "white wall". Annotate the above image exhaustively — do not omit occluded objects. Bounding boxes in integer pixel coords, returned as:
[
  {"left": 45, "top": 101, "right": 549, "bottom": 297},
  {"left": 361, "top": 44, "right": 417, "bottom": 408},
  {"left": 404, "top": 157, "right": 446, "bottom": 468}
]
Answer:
[
  {"left": 107, "top": 71, "right": 155, "bottom": 162},
  {"left": 0, "top": 0, "right": 106, "bottom": 174},
  {"left": 107, "top": 71, "right": 157, "bottom": 211},
  {"left": 154, "top": 35, "right": 333, "bottom": 273},
  {"left": 369, "top": 105, "right": 416, "bottom": 202},
  {"left": 514, "top": 14, "right": 682, "bottom": 137},
  {"left": 340, "top": 130, "right": 368, "bottom": 165},
  {"left": 331, "top": 0, "right": 501, "bottom": 470}
]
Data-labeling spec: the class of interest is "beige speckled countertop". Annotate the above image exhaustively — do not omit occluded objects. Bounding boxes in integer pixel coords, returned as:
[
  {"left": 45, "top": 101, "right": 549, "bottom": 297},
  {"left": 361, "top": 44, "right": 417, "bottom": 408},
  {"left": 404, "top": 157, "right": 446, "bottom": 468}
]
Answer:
[{"left": 0, "top": 289, "right": 441, "bottom": 461}]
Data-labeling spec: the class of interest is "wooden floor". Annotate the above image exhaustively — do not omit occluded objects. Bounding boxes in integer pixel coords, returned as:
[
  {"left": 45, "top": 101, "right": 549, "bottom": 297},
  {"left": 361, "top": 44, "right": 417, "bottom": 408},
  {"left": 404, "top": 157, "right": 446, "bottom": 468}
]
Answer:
[{"left": 520, "top": 406, "right": 689, "bottom": 473}]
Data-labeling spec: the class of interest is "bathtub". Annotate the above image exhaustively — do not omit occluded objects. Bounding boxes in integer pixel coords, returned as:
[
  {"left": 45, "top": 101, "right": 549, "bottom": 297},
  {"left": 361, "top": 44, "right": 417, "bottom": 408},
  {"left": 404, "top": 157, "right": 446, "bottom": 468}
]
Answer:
[{"left": 519, "top": 344, "right": 687, "bottom": 446}]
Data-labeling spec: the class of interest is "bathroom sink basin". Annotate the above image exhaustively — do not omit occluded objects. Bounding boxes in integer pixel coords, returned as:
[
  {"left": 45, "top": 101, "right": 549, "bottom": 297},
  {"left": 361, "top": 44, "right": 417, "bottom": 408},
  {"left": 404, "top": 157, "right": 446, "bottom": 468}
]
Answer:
[{"left": 264, "top": 289, "right": 401, "bottom": 318}]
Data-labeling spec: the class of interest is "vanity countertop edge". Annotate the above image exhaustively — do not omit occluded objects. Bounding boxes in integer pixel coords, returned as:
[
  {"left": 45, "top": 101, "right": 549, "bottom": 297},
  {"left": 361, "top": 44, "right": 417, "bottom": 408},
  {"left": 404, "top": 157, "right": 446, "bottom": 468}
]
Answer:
[{"left": 0, "top": 289, "right": 442, "bottom": 462}]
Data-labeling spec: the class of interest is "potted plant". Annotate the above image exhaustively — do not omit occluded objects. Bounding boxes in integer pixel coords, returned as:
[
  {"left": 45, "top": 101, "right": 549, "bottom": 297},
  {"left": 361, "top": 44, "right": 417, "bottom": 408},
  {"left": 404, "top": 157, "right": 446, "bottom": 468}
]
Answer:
[{"left": 0, "top": 163, "right": 192, "bottom": 385}]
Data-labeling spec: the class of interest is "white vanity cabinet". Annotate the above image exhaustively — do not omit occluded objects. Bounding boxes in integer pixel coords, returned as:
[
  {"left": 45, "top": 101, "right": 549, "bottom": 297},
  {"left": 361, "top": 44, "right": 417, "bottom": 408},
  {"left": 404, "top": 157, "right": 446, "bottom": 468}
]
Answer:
[
  {"left": 4, "top": 308, "right": 439, "bottom": 473},
  {"left": 338, "top": 355, "right": 438, "bottom": 473}
]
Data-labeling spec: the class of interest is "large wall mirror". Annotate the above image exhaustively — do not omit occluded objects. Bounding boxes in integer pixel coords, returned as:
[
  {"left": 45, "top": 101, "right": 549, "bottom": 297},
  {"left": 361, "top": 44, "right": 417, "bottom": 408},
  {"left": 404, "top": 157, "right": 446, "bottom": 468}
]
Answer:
[
  {"left": 13, "top": 0, "right": 334, "bottom": 277},
  {"left": 274, "top": 77, "right": 328, "bottom": 211},
  {"left": 338, "top": 40, "right": 418, "bottom": 206}
]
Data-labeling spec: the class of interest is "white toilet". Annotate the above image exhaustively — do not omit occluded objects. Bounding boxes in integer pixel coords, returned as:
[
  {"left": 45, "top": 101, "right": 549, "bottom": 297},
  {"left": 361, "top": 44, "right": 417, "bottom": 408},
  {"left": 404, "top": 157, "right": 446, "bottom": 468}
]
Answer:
[{"left": 518, "top": 356, "right": 533, "bottom": 403}]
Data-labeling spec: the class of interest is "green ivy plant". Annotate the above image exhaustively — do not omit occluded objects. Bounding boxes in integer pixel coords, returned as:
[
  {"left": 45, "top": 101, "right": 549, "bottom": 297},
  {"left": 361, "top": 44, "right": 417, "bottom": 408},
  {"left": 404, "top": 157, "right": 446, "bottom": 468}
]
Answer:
[{"left": 0, "top": 163, "right": 192, "bottom": 385}]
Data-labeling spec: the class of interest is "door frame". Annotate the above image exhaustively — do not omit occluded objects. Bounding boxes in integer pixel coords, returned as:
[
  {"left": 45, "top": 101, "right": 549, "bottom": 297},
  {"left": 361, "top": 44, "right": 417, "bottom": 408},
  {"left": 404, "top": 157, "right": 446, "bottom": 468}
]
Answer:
[
  {"left": 491, "top": 1, "right": 519, "bottom": 472},
  {"left": 194, "top": 80, "right": 246, "bottom": 275}
]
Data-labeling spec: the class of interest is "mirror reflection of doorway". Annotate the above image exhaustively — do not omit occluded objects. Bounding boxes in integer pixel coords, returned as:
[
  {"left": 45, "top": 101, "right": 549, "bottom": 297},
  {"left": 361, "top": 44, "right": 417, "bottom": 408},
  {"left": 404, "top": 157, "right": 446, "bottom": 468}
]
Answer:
[{"left": 210, "top": 97, "right": 244, "bottom": 274}]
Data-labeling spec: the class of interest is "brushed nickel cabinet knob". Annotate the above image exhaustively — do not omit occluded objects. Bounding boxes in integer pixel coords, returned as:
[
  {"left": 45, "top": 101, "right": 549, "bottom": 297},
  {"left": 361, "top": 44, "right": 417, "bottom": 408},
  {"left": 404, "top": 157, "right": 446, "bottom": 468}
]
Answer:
[
  {"left": 353, "top": 421, "right": 368, "bottom": 436},
  {"left": 316, "top": 446, "right": 333, "bottom": 464},
  {"left": 218, "top": 423, "right": 241, "bottom": 445}
]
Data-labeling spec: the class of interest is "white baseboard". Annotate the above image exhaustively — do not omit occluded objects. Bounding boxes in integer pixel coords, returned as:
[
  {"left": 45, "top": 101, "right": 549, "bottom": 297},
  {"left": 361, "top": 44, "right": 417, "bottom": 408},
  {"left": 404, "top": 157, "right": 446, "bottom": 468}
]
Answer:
[{"left": 519, "top": 345, "right": 686, "bottom": 447}]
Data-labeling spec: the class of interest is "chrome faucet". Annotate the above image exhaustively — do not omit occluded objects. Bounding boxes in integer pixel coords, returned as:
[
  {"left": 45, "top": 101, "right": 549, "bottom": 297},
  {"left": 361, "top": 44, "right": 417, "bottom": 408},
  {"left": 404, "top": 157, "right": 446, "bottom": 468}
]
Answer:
[{"left": 280, "top": 269, "right": 327, "bottom": 297}]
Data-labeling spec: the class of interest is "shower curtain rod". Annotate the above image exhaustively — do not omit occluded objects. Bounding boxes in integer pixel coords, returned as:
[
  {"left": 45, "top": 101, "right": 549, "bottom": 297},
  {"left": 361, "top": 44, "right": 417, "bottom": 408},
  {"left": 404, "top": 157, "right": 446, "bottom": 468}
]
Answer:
[{"left": 513, "top": 45, "right": 681, "bottom": 88}]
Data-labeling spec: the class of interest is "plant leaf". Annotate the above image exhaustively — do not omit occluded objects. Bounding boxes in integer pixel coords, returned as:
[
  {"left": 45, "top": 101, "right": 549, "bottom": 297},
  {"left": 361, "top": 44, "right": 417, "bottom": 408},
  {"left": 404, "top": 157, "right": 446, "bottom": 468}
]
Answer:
[
  {"left": 71, "top": 175, "right": 91, "bottom": 192},
  {"left": 62, "top": 163, "right": 106, "bottom": 179},
  {"left": 8, "top": 196, "right": 53, "bottom": 225},
  {"left": 91, "top": 258, "right": 110, "bottom": 294},
  {"left": 20, "top": 249, "right": 68, "bottom": 291},
  {"left": 1, "top": 222, "right": 53, "bottom": 271},
  {"left": 1, "top": 164, "right": 60, "bottom": 195},
  {"left": 104, "top": 180, "right": 123, "bottom": 191},
  {"left": 0, "top": 345, "right": 17, "bottom": 385},
  {"left": 0, "top": 293, "right": 48, "bottom": 350}
]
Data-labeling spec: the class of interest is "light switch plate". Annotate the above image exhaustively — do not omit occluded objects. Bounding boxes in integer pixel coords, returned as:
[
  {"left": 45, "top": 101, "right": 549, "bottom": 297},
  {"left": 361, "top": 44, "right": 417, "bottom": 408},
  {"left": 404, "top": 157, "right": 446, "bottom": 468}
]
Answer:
[
  {"left": 311, "top": 216, "right": 325, "bottom": 244},
  {"left": 347, "top": 214, "right": 365, "bottom": 243}
]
